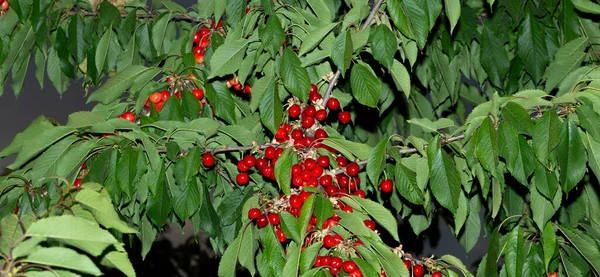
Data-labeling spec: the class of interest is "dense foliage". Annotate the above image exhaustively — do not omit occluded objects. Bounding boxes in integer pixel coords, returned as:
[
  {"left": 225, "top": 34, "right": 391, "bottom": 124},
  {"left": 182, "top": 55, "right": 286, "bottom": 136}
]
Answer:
[{"left": 3, "top": 0, "right": 600, "bottom": 276}]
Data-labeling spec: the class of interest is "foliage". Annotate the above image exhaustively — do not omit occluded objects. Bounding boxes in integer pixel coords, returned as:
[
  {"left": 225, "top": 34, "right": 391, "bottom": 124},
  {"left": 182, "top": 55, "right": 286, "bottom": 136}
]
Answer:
[{"left": 2, "top": 0, "right": 600, "bottom": 276}]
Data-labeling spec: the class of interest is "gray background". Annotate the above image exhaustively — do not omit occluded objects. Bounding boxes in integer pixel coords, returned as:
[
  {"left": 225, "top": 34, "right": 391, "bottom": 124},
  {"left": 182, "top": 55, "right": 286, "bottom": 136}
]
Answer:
[{"left": 0, "top": 0, "right": 488, "bottom": 274}]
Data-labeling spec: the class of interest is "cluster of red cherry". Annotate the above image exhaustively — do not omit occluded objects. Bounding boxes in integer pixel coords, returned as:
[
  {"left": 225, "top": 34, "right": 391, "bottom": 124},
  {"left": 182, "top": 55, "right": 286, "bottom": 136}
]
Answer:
[
  {"left": 192, "top": 20, "right": 223, "bottom": 64},
  {"left": 0, "top": 0, "right": 9, "bottom": 16},
  {"left": 226, "top": 75, "right": 251, "bottom": 95}
]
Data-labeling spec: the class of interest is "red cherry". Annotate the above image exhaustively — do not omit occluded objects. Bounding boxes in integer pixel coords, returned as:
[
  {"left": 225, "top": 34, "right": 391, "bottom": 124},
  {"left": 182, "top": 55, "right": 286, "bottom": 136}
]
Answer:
[
  {"left": 193, "top": 31, "right": 202, "bottom": 43},
  {"left": 244, "top": 84, "right": 252, "bottom": 94},
  {"left": 122, "top": 112, "right": 136, "bottom": 122},
  {"left": 403, "top": 259, "right": 412, "bottom": 270},
  {"left": 432, "top": 272, "right": 442, "bottom": 277},
  {"left": 323, "top": 235, "right": 336, "bottom": 248},
  {"left": 381, "top": 268, "right": 387, "bottom": 277},
  {"left": 303, "top": 105, "right": 317, "bottom": 117},
  {"left": 2, "top": 1, "right": 9, "bottom": 12},
  {"left": 321, "top": 256, "right": 331, "bottom": 266},
  {"left": 264, "top": 146, "right": 276, "bottom": 159},
  {"left": 202, "top": 153, "right": 215, "bottom": 167},
  {"left": 175, "top": 90, "right": 182, "bottom": 99},
  {"left": 14, "top": 205, "right": 19, "bottom": 215},
  {"left": 312, "top": 166, "right": 324, "bottom": 177},
  {"left": 303, "top": 137, "right": 315, "bottom": 147},
  {"left": 301, "top": 116, "right": 315, "bottom": 128},
  {"left": 292, "top": 164, "right": 302, "bottom": 176},
  {"left": 155, "top": 102, "right": 164, "bottom": 112},
  {"left": 236, "top": 173, "right": 249, "bottom": 185},
  {"left": 329, "top": 267, "right": 340, "bottom": 276},
  {"left": 315, "top": 109, "right": 327, "bottom": 121},
  {"left": 73, "top": 179, "right": 82, "bottom": 188},
  {"left": 317, "top": 156, "right": 330, "bottom": 168},
  {"left": 289, "top": 104, "right": 301, "bottom": 118},
  {"left": 336, "top": 156, "right": 348, "bottom": 167},
  {"left": 325, "top": 185, "right": 338, "bottom": 196},
  {"left": 343, "top": 205, "right": 353, "bottom": 213},
  {"left": 289, "top": 195, "right": 302, "bottom": 209},
  {"left": 291, "top": 129, "right": 303, "bottom": 140},
  {"left": 349, "top": 270, "right": 362, "bottom": 277},
  {"left": 380, "top": 179, "right": 393, "bottom": 193},
  {"left": 243, "top": 155, "right": 256, "bottom": 168},
  {"left": 276, "top": 227, "right": 287, "bottom": 242},
  {"left": 195, "top": 53, "right": 205, "bottom": 64},
  {"left": 200, "top": 37, "right": 210, "bottom": 48},
  {"left": 338, "top": 111, "right": 351, "bottom": 124},
  {"left": 333, "top": 234, "right": 342, "bottom": 244},
  {"left": 192, "top": 89, "right": 204, "bottom": 100},
  {"left": 310, "top": 84, "right": 318, "bottom": 94},
  {"left": 193, "top": 46, "right": 204, "bottom": 56},
  {"left": 161, "top": 90, "right": 171, "bottom": 101},
  {"left": 314, "top": 129, "right": 328, "bottom": 139},
  {"left": 364, "top": 219, "right": 376, "bottom": 230},
  {"left": 149, "top": 92, "right": 162, "bottom": 103},
  {"left": 354, "top": 189, "right": 366, "bottom": 198},
  {"left": 262, "top": 166, "right": 274, "bottom": 178},
  {"left": 346, "top": 162, "right": 359, "bottom": 176},
  {"left": 548, "top": 273, "right": 558, "bottom": 277},
  {"left": 330, "top": 256, "right": 343, "bottom": 268},
  {"left": 292, "top": 175, "right": 303, "bottom": 187},
  {"left": 268, "top": 213, "right": 280, "bottom": 225},
  {"left": 256, "top": 215, "right": 269, "bottom": 228},
  {"left": 248, "top": 208, "right": 261, "bottom": 220},
  {"left": 413, "top": 264, "right": 425, "bottom": 277},
  {"left": 299, "top": 191, "right": 311, "bottom": 202},
  {"left": 256, "top": 158, "right": 268, "bottom": 170},
  {"left": 314, "top": 256, "right": 322, "bottom": 267},
  {"left": 304, "top": 158, "right": 317, "bottom": 170},
  {"left": 342, "top": 261, "right": 357, "bottom": 273},
  {"left": 327, "top": 98, "right": 340, "bottom": 110},
  {"left": 319, "top": 175, "right": 332, "bottom": 186}
]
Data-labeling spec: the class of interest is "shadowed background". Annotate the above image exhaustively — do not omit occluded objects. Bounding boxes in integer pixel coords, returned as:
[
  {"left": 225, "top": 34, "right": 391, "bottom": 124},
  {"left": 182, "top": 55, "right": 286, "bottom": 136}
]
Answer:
[{"left": 0, "top": 0, "right": 488, "bottom": 275}]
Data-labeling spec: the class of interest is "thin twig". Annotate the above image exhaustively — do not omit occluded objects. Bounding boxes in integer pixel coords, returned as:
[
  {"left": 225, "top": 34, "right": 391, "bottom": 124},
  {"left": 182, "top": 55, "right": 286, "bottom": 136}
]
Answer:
[{"left": 322, "top": 0, "right": 385, "bottom": 103}]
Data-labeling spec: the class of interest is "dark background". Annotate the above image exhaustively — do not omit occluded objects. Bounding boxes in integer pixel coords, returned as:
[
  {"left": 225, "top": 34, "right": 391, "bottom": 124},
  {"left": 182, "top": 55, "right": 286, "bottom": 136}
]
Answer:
[{"left": 0, "top": 0, "right": 488, "bottom": 275}]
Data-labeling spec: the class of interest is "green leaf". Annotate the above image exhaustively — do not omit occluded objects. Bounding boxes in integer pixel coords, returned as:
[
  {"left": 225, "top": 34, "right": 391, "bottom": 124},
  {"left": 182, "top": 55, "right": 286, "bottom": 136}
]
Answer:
[
  {"left": 517, "top": 14, "right": 549, "bottom": 83},
  {"left": 522, "top": 244, "right": 544, "bottom": 277},
  {"left": 331, "top": 31, "right": 353, "bottom": 77},
  {"left": 432, "top": 49, "right": 457, "bottom": 102},
  {"left": 322, "top": 137, "right": 373, "bottom": 160},
  {"left": 0, "top": 23, "right": 35, "bottom": 97},
  {"left": 533, "top": 164, "right": 559, "bottom": 200},
  {"left": 26, "top": 247, "right": 102, "bottom": 276},
  {"left": 485, "top": 228, "right": 500, "bottom": 277},
  {"left": 260, "top": 15, "right": 285, "bottom": 57},
  {"left": 530, "top": 185, "right": 561, "bottom": 230},
  {"left": 100, "top": 250, "right": 136, "bottom": 277},
  {"left": 506, "top": 135, "right": 536, "bottom": 187},
  {"left": 9, "top": 126, "right": 76, "bottom": 170},
  {"left": 542, "top": 222, "right": 556, "bottom": 272},
  {"left": 75, "top": 189, "right": 137, "bottom": 233},
  {"left": 259, "top": 76, "right": 283, "bottom": 134},
  {"left": 349, "top": 196, "right": 399, "bottom": 242},
  {"left": 428, "top": 136, "right": 461, "bottom": 214},
  {"left": 350, "top": 62, "right": 381, "bottom": 108},
  {"left": 279, "top": 212, "right": 301, "bottom": 243},
  {"left": 444, "top": 0, "right": 461, "bottom": 33},
  {"left": 27, "top": 215, "right": 118, "bottom": 256},
  {"left": 281, "top": 48, "right": 311, "bottom": 102},
  {"left": 577, "top": 103, "right": 600, "bottom": 139},
  {"left": 55, "top": 27, "right": 74, "bottom": 78},
  {"left": 274, "top": 147, "right": 294, "bottom": 195},
  {"left": 504, "top": 227, "right": 524, "bottom": 277},
  {"left": 95, "top": 28, "right": 115, "bottom": 75},
  {"left": 314, "top": 195, "right": 334, "bottom": 228},
  {"left": 282, "top": 242, "right": 301, "bottom": 277},
  {"left": 298, "top": 23, "right": 337, "bottom": 56},
  {"left": 390, "top": 60, "right": 411, "bottom": 98},
  {"left": 398, "top": 0, "right": 430, "bottom": 48},
  {"left": 532, "top": 109, "right": 561, "bottom": 165},
  {"left": 366, "top": 136, "right": 390, "bottom": 185},
  {"left": 88, "top": 66, "right": 160, "bottom": 104},
  {"left": 574, "top": 0, "right": 600, "bottom": 14},
  {"left": 66, "top": 112, "right": 106, "bottom": 128},
  {"left": 407, "top": 118, "right": 456, "bottom": 133},
  {"left": 557, "top": 118, "right": 587, "bottom": 193},
  {"left": 218, "top": 230, "right": 243, "bottom": 277},
  {"left": 299, "top": 242, "right": 322, "bottom": 275},
  {"left": 502, "top": 102, "right": 534, "bottom": 136},
  {"left": 299, "top": 195, "right": 315, "bottom": 239},
  {"left": 387, "top": 0, "right": 416, "bottom": 40},
  {"left": 206, "top": 82, "right": 238, "bottom": 124},
  {"left": 558, "top": 225, "right": 600, "bottom": 275},
  {"left": 30, "top": 136, "right": 77, "bottom": 187},
  {"left": 147, "top": 165, "right": 170, "bottom": 226},
  {"left": 152, "top": 12, "right": 173, "bottom": 55},
  {"left": 208, "top": 39, "right": 249, "bottom": 78},
  {"left": 586, "top": 133, "right": 600, "bottom": 182},
  {"left": 307, "top": 0, "right": 334, "bottom": 22},
  {"left": 369, "top": 24, "right": 396, "bottom": 69},
  {"left": 395, "top": 162, "right": 424, "bottom": 205},
  {"left": 545, "top": 37, "right": 587, "bottom": 90},
  {"left": 0, "top": 116, "right": 54, "bottom": 158},
  {"left": 472, "top": 117, "right": 499, "bottom": 175},
  {"left": 481, "top": 27, "right": 509, "bottom": 88}
]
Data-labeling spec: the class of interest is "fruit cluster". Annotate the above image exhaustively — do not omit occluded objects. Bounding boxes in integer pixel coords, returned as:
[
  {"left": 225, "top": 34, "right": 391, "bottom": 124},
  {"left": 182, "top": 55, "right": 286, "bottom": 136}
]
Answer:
[
  {"left": 0, "top": 0, "right": 9, "bottom": 16},
  {"left": 226, "top": 75, "right": 251, "bottom": 95},
  {"left": 192, "top": 20, "right": 223, "bottom": 64}
]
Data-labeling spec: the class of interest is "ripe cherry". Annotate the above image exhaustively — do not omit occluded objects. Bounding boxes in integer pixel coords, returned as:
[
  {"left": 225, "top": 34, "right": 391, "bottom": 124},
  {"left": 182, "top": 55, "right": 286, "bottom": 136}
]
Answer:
[
  {"left": 256, "top": 215, "right": 269, "bottom": 228},
  {"left": 73, "top": 179, "right": 82, "bottom": 188},
  {"left": 342, "top": 261, "right": 357, "bottom": 273},
  {"left": 304, "top": 158, "right": 317, "bottom": 170},
  {"left": 202, "top": 153, "right": 215, "bottom": 167},
  {"left": 343, "top": 205, "right": 353, "bottom": 213},
  {"left": 2, "top": 1, "right": 9, "bottom": 12},
  {"left": 299, "top": 191, "right": 311, "bottom": 202},
  {"left": 289, "top": 104, "right": 301, "bottom": 118},
  {"left": 268, "top": 213, "right": 280, "bottom": 225},
  {"left": 336, "top": 156, "right": 348, "bottom": 167},
  {"left": 403, "top": 259, "right": 412, "bottom": 270},
  {"left": 301, "top": 116, "right": 315, "bottom": 128},
  {"left": 354, "top": 189, "right": 366, "bottom": 198},
  {"left": 327, "top": 98, "right": 340, "bottom": 110},
  {"left": 275, "top": 127, "right": 288, "bottom": 139},
  {"left": 193, "top": 46, "right": 204, "bottom": 56},
  {"left": 315, "top": 109, "right": 327, "bottom": 121},
  {"left": 243, "top": 155, "right": 256, "bottom": 168},
  {"left": 236, "top": 173, "right": 249, "bottom": 185},
  {"left": 413, "top": 264, "right": 425, "bottom": 277},
  {"left": 289, "top": 194, "right": 302, "bottom": 209},
  {"left": 303, "top": 105, "right": 316, "bottom": 117},
  {"left": 122, "top": 112, "right": 136, "bottom": 122},
  {"left": 195, "top": 53, "right": 205, "bottom": 64},
  {"left": 276, "top": 227, "right": 287, "bottom": 242},
  {"left": 346, "top": 162, "right": 360, "bottom": 176},
  {"left": 323, "top": 235, "right": 336, "bottom": 248},
  {"left": 349, "top": 270, "right": 362, "bottom": 277},
  {"left": 256, "top": 158, "right": 268, "bottom": 170},
  {"left": 317, "top": 156, "right": 330, "bottom": 168},
  {"left": 264, "top": 146, "right": 276, "bottom": 159},
  {"left": 200, "top": 37, "right": 210, "bottom": 48},
  {"left": 329, "top": 267, "right": 340, "bottom": 276},
  {"left": 292, "top": 175, "right": 303, "bottom": 186},
  {"left": 248, "top": 208, "right": 261, "bottom": 220},
  {"left": 314, "top": 128, "right": 328, "bottom": 139},
  {"left": 161, "top": 90, "right": 171, "bottom": 101},
  {"left": 321, "top": 256, "right": 331, "bottom": 266},
  {"left": 319, "top": 175, "right": 332, "bottom": 186},
  {"left": 149, "top": 92, "right": 162, "bottom": 103},
  {"left": 192, "top": 89, "right": 204, "bottom": 100},
  {"left": 14, "top": 205, "right": 19, "bottom": 215},
  {"left": 292, "top": 164, "right": 302, "bottom": 176},
  {"left": 193, "top": 31, "right": 202, "bottom": 43},
  {"left": 243, "top": 84, "right": 252, "bottom": 94},
  {"left": 432, "top": 272, "right": 442, "bottom": 277},
  {"left": 314, "top": 256, "right": 322, "bottom": 267},
  {"left": 198, "top": 26, "right": 210, "bottom": 38},
  {"left": 364, "top": 219, "right": 376, "bottom": 230},
  {"left": 330, "top": 256, "right": 343, "bottom": 268},
  {"left": 380, "top": 179, "right": 393, "bottom": 193},
  {"left": 262, "top": 166, "right": 274, "bottom": 178},
  {"left": 325, "top": 185, "right": 338, "bottom": 196},
  {"left": 291, "top": 129, "right": 304, "bottom": 140},
  {"left": 548, "top": 273, "right": 558, "bottom": 277},
  {"left": 310, "top": 84, "right": 318, "bottom": 94},
  {"left": 338, "top": 111, "right": 351, "bottom": 124},
  {"left": 155, "top": 101, "right": 164, "bottom": 112}
]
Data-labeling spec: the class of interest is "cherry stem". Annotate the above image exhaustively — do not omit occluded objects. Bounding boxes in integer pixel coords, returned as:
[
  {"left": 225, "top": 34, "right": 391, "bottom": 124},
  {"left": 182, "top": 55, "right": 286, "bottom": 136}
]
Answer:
[{"left": 322, "top": 0, "right": 385, "bottom": 103}]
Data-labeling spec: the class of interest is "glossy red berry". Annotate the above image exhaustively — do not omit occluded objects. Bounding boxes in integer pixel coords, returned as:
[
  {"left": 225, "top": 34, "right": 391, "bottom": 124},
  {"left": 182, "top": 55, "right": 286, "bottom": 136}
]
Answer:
[
  {"left": 319, "top": 175, "right": 332, "bottom": 186},
  {"left": 317, "top": 156, "right": 330, "bottom": 168},
  {"left": 380, "top": 179, "right": 393, "bottom": 193},
  {"left": 256, "top": 215, "right": 269, "bottom": 228},
  {"left": 276, "top": 227, "right": 287, "bottom": 242},
  {"left": 73, "top": 179, "right": 82, "bottom": 188},
  {"left": 323, "top": 235, "right": 336, "bottom": 248},
  {"left": 243, "top": 84, "right": 252, "bottom": 94},
  {"left": 321, "top": 256, "right": 331, "bottom": 266},
  {"left": 329, "top": 266, "right": 340, "bottom": 276},
  {"left": 14, "top": 205, "right": 19, "bottom": 215},
  {"left": 193, "top": 46, "right": 204, "bottom": 56},
  {"left": 304, "top": 158, "right": 317, "bottom": 170},
  {"left": 236, "top": 173, "right": 249, "bottom": 185},
  {"left": 192, "top": 89, "right": 204, "bottom": 100},
  {"left": 264, "top": 146, "right": 276, "bottom": 159},
  {"left": 248, "top": 208, "right": 261, "bottom": 220},
  {"left": 364, "top": 219, "right": 376, "bottom": 230},
  {"left": 338, "top": 111, "right": 351, "bottom": 124},
  {"left": 149, "top": 92, "right": 162, "bottom": 103},
  {"left": 346, "top": 162, "right": 359, "bottom": 176},
  {"left": 327, "top": 98, "right": 340, "bottom": 110},
  {"left": 413, "top": 264, "right": 425, "bottom": 277},
  {"left": 291, "top": 129, "right": 304, "bottom": 140},
  {"left": 343, "top": 205, "right": 353, "bottom": 213},
  {"left": 354, "top": 189, "right": 366, "bottom": 198},
  {"left": 268, "top": 213, "right": 280, "bottom": 225},
  {"left": 432, "top": 272, "right": 442, "bottom": 277},
  {"left": 290, "top": 194, "right": 302, "bottom": 209},
  {"left": 289, "top": 104, "right": 301, "bottom": 118},
  {"left": 310, "top": 84, "right": 318, "bottom": 94},
  {"left": 122, "top": 112, "right": 136, "bottom": 122},
  {"left": 314, "top": 256, "right": 322, "bottom": 267},
  {"left": 314, "top": 128, "right": 328, "bottom": 139},
  {"left": 202, "top": 153, "right": 215, "bottom": 167},
  {"left": 275, "top": 127, "right": 288, "bottom": 139},
  {"left": 262, "top": 166, "right": 274, "bottom": 178},
  {"left": 237, "top": 160, "right": 249, "bottom": 172},
  {"left": 403, "top": 259, "right": 412, "bottom": 270},
  {"left": 342, "top": 261, "right": 357, "bottom": 273},
  {"left": 336, "top": 156, "right": 348, "bottom": 167},
  {"left": 301, "top": 116, "right": 315, "bottom": 128},
  {"left": 161, "top": 90, "right": 171, "bottom": 101},
  {"left": 256, "top": 158, "right": 268, "bottom": 170},
  {"left": 195, "top": 53, "right": 205, "bottom": 64},
  {"left": 315, "top": 109, "right": 327, "bottom": 121},
  {"left": 243, "top": 156, "right": 256, "bottom": 168},
  {"left": 193, "top": 31, "right": 202, "bottom": 43},
  {"left": 349, "top": 270, "right": 362, "bottom": 277},
  {"left": 330, "top": 256, "right": 343, "bottom": 268}
]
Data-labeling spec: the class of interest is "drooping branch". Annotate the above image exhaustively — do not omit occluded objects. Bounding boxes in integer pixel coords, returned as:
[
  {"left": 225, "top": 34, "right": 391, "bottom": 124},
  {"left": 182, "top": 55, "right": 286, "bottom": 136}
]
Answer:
[
  {"left": 64, "top": 10, "right": 203, "bottom": 23},
  {"left": 322, "top": 0, "right": 385, "bottom": 103}
]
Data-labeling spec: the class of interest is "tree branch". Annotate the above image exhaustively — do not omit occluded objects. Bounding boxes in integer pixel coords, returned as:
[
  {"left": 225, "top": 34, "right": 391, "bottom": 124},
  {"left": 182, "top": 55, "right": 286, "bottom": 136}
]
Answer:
[
  {"left": 65, "top": 10, "right": 203, "bottom": 23},
  {"left": 322, "top": 0, "right": 385, "bottom": 103}
]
